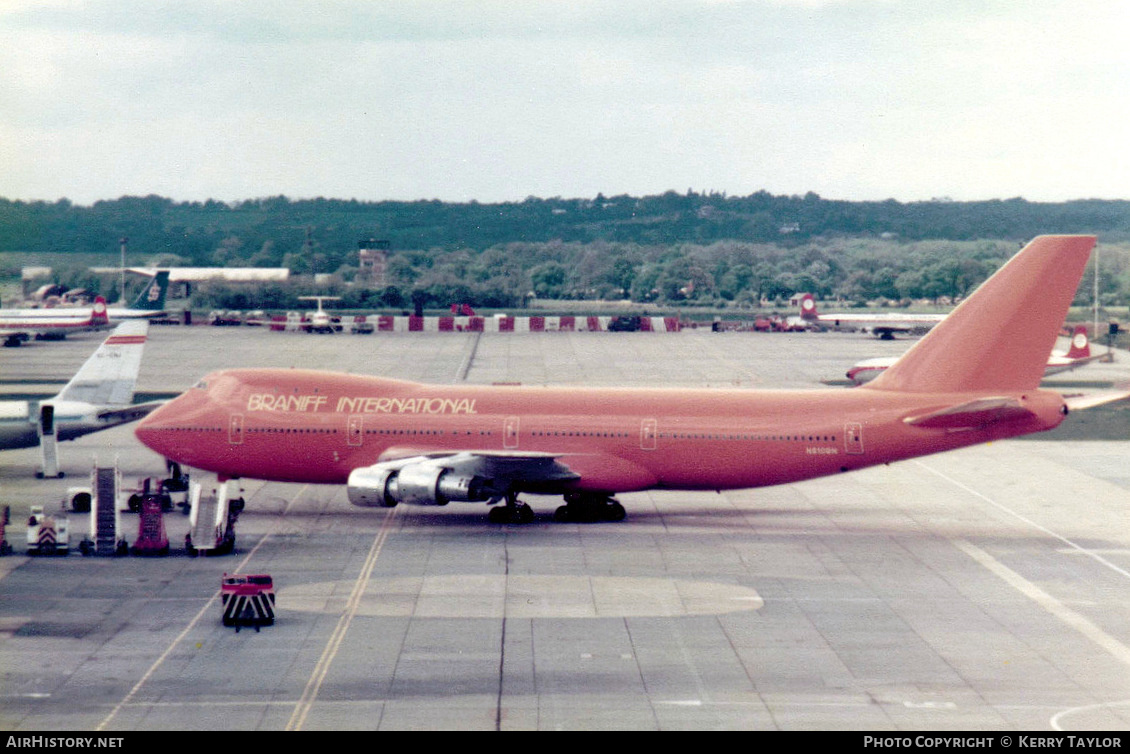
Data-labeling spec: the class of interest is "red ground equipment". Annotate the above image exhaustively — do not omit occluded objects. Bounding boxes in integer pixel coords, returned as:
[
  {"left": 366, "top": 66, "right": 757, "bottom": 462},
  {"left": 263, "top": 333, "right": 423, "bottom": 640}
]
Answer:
[
  {"left": 221, "top": 573, "right": 275, "bottom": 632},
  {"left": 130, "top": 481, "right": 170, "bottom": 556},
  {"left": 0, "top": 506, "right": 11, "bottom": 556}
]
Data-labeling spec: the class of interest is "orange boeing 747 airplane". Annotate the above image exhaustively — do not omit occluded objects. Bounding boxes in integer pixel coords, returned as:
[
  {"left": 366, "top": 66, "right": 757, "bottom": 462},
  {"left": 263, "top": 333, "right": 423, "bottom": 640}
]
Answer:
[{"left": 136, "top": 235, "right": 1112, "bottom": 523}]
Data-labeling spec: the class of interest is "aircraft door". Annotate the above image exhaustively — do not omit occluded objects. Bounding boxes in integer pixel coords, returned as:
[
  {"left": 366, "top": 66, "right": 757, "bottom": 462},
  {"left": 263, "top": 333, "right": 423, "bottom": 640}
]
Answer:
[
  {"left": 844, "top": 422, "right": 864, "bottom": 455},
  {"left": 38, "top": 403, "right": 60, "bottom": 479},
  {"left": 640, "top": 418, "right": 657, "bottom": 450},
  {"left": 39, "top": 404, "right": 55, "bottom": 438},
  {"left": 347, "top": 415, "right": 363, "bottom": 447},
  {"left": 504, "top": 416, "right": 520, "bottom": 449},
  {"left": 228, "top": 414, "right": 244, "bottom": 445}
]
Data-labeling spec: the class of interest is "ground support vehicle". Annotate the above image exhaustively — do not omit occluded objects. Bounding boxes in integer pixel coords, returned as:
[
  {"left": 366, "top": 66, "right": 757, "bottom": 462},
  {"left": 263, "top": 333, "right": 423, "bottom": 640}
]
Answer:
[
  {"left": 0, "top": 507, "right": 11, "bottom": 555},
  {"left": 130, "top": 483, "right": 170, "bottom": 556},
  {"left": 26, "top": 505, "right": 69, "bottom": 555},
  {"left": 186, "top": 480, "right": 244, "bottom": 556},
  {"left": 77, "top": 466, "right": 127, "bottom": 556},
  {"left": 221, "top": 573, "right": 275, "bottom": 632}
]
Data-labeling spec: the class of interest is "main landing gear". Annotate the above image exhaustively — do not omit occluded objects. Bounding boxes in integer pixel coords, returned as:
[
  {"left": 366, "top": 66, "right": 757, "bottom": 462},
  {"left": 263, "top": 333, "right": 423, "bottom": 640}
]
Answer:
[
  {"left": 554, "top": 492, "right": 626, "bottom": 523},
  {"left": 488, "top": 491, "right": 534, "bottom": 524},
  {"left": 488, "top": 491, "right": 627, "bottom": 524}
]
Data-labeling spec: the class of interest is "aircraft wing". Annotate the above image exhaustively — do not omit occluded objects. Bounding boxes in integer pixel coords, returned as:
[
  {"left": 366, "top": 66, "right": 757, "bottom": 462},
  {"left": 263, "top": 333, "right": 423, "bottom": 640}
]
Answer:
[
  {"left": 348, "top": 449, "right": 582, "bottom": 508},
  {"left": 94, "top": 400, "right": 166, "bottom": 425},
  {"left": 376, "top": 448, "right": 581, "bottom": 484},
  {"left": 870, "top": 324, "right": 914, "bottom": 336}
]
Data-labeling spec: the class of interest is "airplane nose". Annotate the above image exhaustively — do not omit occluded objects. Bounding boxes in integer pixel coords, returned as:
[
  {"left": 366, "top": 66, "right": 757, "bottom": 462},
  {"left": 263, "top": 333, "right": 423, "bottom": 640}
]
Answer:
[
  {"left": 134, "top": 403, "right": 170, "bottom": 453},
  {"left": 134, "top": 392, "right": 197, "bottom": 456}
]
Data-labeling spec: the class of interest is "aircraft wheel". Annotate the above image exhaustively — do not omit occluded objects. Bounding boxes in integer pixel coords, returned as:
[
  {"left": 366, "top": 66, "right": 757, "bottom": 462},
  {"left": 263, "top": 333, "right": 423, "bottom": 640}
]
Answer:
[
  {"left": 604, "top": 501, "right": 626, "bottom": 522},
  {"left": 489, "top": 504, "right": 534, "bottom": 524},
  {"left": 561, "top": 493, "right": 624, "bottom": 523},
  {"left": 567, "top": 502, "right": 595, "bottom": 523}
]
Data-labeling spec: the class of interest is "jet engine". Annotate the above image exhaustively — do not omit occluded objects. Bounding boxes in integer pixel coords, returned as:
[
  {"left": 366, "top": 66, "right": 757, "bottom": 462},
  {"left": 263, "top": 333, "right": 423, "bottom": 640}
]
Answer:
[{"left": 347, "top": 462, "right": 493, "bottom": 507}]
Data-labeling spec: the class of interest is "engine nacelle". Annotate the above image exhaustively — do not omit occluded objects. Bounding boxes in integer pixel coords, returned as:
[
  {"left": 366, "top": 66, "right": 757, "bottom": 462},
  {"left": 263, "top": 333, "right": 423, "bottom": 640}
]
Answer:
[
  {"left": 347, "top": 463, "right": 492, "bottom": 508},
  {"left": 347, "top": 466, "right": 399, "bottom": 507}
]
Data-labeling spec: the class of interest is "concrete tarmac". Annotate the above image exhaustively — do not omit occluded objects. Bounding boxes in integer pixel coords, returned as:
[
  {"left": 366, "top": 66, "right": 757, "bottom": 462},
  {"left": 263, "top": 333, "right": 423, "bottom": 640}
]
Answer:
[{"left": 1, "top": 324, "right": 1128, "bottom": 731}]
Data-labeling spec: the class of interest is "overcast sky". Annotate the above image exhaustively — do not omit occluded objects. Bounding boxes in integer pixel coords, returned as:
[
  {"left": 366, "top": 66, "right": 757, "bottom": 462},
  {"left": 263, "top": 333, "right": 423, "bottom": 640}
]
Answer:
[{"left": 1, "top": 0, "right": 1127, "bottom": 206}]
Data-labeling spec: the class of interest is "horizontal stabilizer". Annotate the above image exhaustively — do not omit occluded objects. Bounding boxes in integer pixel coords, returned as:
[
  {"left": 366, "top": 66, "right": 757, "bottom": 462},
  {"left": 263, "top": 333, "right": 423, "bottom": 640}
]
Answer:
[
  {"left": 1062, "top": 386, "right": 1130, "bottom": 411},
  {"left": 903, "top": 397, "right": 1035, "bottom": 429}
]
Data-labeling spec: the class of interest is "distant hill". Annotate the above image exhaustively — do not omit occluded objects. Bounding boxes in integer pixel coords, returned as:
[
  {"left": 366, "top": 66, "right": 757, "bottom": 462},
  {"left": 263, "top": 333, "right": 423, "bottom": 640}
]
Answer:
[{"left": 3, "top": 192, "right": 1129, "bottom": 260}]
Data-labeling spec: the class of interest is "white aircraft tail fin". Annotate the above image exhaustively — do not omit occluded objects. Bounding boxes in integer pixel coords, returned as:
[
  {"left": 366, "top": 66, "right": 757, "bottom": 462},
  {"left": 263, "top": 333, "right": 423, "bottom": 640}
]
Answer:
[{"left": 53, "top": 320, "right": 149, "bottom": 405}]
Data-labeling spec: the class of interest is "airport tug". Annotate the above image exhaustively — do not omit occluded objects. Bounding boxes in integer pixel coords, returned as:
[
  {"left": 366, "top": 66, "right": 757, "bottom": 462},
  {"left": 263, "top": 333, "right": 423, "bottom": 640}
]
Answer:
[{"left": 221, "top": 573, "right": 276, "bottom": 632}]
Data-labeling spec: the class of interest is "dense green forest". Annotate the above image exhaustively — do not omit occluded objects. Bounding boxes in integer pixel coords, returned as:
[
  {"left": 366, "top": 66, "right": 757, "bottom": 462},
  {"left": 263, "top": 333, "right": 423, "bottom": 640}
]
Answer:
[{"left": 1, "top": 191, "right": 1128, "bottom": 312}]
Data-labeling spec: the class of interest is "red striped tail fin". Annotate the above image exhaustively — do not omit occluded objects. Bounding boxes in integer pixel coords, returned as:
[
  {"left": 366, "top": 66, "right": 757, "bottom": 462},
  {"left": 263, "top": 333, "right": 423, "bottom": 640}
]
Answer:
[
  {"left": 798, "top": 294, "right": 819, "bottom": 320},
  {"left": 91, "top": 296, "right": 109, "bottom": 326},
  {"left": 1065, "top": 326, "right": 1090, "bottom": 359}
]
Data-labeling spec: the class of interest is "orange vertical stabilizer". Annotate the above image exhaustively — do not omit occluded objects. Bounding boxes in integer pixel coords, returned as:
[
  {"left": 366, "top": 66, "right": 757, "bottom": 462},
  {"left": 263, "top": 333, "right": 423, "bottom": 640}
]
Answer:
[{"left": 864, "top": 235, "right": 1095, "bottom": 394}]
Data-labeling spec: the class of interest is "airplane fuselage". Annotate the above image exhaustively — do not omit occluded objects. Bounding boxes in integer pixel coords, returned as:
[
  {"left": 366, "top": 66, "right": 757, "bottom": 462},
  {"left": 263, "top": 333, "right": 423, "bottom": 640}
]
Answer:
[
  {"left": 0, "top": 299, "right": 110, "bottom": 346},
  {"left": 0, "top": 399, "right": 147, "bottom": 450},
  {"left": 136, "top": 368, "right": 1069, "bottom": 493}
]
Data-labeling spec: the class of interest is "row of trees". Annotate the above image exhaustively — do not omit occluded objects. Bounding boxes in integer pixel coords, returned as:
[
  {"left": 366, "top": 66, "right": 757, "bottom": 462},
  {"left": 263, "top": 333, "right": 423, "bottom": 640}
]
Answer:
[
  {"left": 184, "top": 237, "right": 1126, "bottom": 314},
  {"left": 3, "top": 192, "right": 1128, "bottom": 312}
]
